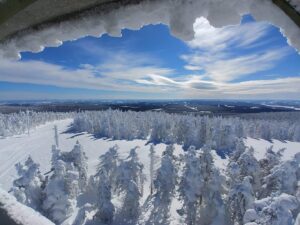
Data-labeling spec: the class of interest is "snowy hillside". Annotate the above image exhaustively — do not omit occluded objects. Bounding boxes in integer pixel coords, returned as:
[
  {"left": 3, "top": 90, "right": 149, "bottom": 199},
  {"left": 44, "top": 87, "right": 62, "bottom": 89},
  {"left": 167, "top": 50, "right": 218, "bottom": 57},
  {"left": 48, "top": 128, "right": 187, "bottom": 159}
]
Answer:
[{"left": 0, "top": 117, "right": 300, "bottom": 225}]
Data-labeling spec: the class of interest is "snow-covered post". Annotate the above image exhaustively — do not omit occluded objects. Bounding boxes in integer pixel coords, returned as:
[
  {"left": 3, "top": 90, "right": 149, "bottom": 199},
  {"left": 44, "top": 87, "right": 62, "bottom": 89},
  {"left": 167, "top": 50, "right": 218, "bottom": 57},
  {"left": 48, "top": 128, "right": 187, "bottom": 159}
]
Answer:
[
  {"left": 54, "top": 125, "right": 59, "bottom": 148},
  {"left": 26, "top": 109, "right": 30, "bottom": 136},
  {"left": 149, "top": 144, "right": 155, "bottom": 195}
]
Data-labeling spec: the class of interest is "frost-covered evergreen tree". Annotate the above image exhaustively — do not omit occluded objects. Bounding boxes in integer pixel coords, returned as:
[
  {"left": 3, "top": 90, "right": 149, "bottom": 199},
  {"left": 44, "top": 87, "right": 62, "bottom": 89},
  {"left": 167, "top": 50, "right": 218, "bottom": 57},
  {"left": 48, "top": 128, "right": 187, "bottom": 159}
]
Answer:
[
  {"left": 197, "top": 145, "right": 225, "bottom": 225},
  {"left": 11, "top": 156, "right": 45, "bottom": 211},
  {"left": 115, "top": 147, "right": 144, "bottom": 224},
  {"left": 149, "top": 144, "right": 159, "bottom": 195},
  {"left": 68, "top": 141, "right": 88, "bottom": 191},
  {"left": 43, "top": 160, "right": 79, "bottom": 224},
  {"left": 52, "top": 141, "right": 88, "bottom": 193},
  {"left": 226, "top": 141, "right": 259, "bottom": 224},
  {"left": 94, "top": 145, "right": 119, "bottom": 224},
  {"left": 258, "top": 146, "right": 283, "bottom": 198},
  {"left": 227, "top": 176, "right": 255, "bottom": 225},
  {"left": 95, "top": 170, "right": 115, "bottom": 225},
  {"left": 42, "top": 141, "right": 88, "bottom": 224},
  {"left": 145, "top": 144, "right": 178, "bottom": 225},
  {"left": 259, "top": 146, "right": 283, "bottom": 178},
  {"left": 71, "top": 110, "right": 300, "bottom": 149},
  {"left": 244, "top": 193, "right": 299, "bottom": 225},
  {"left": 154, "top": 145, "right": 177, "bottom": 200},
  {"left": 178, "top": 146, "right": 203, "bottom": 225},
  {"left": 0, "top": 111, "right": 71, "bottom": 137},
  {"left": 237, "top": 147, "right": 261, "bottom": 194},
  {"left": 96, "top": 144, "right": 119, "bottom": 188},
  {"left": 260, "top": 153, "right": 299, "bottom": 197},
  {"left": 228, "top": 141, "right": 261, "bottom": 197}
]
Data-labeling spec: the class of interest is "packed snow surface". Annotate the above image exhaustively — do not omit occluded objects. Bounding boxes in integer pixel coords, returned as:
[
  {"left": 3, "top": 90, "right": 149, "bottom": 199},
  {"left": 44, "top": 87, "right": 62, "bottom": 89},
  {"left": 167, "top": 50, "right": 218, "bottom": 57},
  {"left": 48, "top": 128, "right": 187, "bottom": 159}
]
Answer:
[{"left": 0, "top": 0, "right": 300, "bottom": 59}]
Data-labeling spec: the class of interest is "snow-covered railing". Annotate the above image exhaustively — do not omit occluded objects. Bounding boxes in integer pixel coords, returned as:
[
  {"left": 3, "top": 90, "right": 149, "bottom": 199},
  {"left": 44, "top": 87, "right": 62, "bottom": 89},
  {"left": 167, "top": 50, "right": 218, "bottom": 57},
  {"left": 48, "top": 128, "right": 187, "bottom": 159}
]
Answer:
[{"left": 0, "top": 188, "right": 55, "bottom": 225}]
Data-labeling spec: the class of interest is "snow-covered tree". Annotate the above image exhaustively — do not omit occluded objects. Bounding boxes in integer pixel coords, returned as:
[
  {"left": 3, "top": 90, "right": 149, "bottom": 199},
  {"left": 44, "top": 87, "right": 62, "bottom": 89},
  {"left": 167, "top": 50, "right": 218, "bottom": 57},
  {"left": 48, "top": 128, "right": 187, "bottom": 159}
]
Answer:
[
  {"left": 95, "top": 170, "right": 115, "bottom": 225},
  {"left": 149, "top": 144, "right": 159, "bottom": 195},
  {"left": 197, "top": 145, "right": 225, "bottom": 225},
  {"left": 227, "top": 176, "right": 255, "bottom": 225},
  {"left": 144, "top": 144, "right": 178, "bottom": 225},
  {"left": 229, "top": 143, "right": 261, "bottom": 196},
  {"left": 240, "top": 147, "right": 261, "bottom": 192},
  {"left": 178, "top": 146, "right": 203, "bottom": 225},
  {"left": 154, "top": 145, "right": 177, "bottom": 200},
  {"left": 115, "top": 147, "right": 144, "bottom": 224},
  {"left": 70, "top": 141, "right": 88, "bottom": 191},
  {"left": 259, "top": 146, "right": 283, "bottom": 177},
  {"left": 260, "top": 154, "right": 299, "bottom": 198},
  {"left": 11, "top": 156, "right": 45, "bottom": 211},
  {"left": 0, "top": 111, "right": 71, "bottom": 137},
  {"left": 226, "top": 141, "right": 260, "bottom": 224},
  {"left": 71, "top": 110, "right": 300, "bottom": 149},
  {"left": 94, "top": 145, "right": 119, "bottom": 224},
  {"left": 59, "top": 141, "right": 88, "bottom": 192},
  {"left": 244, "top": 193, "right": 299, "bottom": 225},
  {"left": 258, "top": 146, "right": 283, "bottom": 198},
  {"left": 96, "top": 144, "right": 119, "bottom": 187},
  {"left": 42, "top": 160, "right": 79, "bottom": 224},
  {"left": 42, "top": 141, "right": 88, "bottom": 224}
]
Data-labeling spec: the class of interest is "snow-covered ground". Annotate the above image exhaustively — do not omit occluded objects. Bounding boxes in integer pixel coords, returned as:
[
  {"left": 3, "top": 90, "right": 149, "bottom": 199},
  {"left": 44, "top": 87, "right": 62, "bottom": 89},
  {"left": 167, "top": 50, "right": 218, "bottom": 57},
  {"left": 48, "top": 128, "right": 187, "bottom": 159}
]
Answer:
[
  {"left": 1, "top": 119, "right": 300, "bottom": 193},
  {"left": 0, "top": 119, "right": 183, "bottom": 193},
  {"left": 1, "top": 119, "right": 300, "bottom": 225},
  {"left": 245, "top": 137, "right": 300, "bottom": 161}
]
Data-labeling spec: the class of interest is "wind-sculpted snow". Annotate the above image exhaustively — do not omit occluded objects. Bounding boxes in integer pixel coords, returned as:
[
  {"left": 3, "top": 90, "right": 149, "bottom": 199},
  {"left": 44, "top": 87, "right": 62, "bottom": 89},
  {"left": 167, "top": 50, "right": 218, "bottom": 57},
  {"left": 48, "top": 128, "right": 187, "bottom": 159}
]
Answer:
[
  {"left": 72, "top": 110, "right": 300, "bottom": 151},
  {"left": 0, "top": 0, "right": 300, "bottom": 59}
]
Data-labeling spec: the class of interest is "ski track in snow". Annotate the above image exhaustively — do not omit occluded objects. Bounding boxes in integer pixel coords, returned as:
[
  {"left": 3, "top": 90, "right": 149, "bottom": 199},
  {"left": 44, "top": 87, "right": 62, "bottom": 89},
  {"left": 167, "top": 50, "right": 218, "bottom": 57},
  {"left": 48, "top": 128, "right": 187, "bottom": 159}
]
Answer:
[{"left": 0, "top": 119, "right": 300, "bottom": 195}]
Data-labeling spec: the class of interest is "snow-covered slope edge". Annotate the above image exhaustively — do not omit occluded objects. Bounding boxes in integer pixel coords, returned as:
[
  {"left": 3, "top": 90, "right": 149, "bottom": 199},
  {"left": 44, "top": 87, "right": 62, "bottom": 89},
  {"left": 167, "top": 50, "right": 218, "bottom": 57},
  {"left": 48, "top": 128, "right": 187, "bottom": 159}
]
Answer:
[{"left": 0, "top": 188, "right": 55, "bottom": 225}]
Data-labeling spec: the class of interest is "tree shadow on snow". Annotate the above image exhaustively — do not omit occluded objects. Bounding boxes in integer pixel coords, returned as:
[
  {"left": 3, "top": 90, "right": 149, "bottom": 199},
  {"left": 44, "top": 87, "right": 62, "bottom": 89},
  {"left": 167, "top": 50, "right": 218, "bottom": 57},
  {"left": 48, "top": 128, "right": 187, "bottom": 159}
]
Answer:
[
  {"left": 67, "top": 132, "right": 86, "bottom": 139},
  {"left": 142, "top": 195, "right": 173, "bottom": 225}
]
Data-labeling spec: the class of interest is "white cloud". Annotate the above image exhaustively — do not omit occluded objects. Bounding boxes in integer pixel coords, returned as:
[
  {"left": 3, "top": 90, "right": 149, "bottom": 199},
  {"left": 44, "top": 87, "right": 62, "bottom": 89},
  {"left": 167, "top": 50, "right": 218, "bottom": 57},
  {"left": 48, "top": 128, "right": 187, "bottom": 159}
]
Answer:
[
  {"left": 189, "top": 17, "right": 271, "bottom": 51},
  {"left": 182, "top": 17, "right": 291, "bottom": 82},
  {"left": 0, "top": 56, "right": 173, "bottom": 94},
  {"left": 135, "top": 71, "right": 300, "bottom": 98},
  {"left": 0, "top": 17, "right": 298, "bottom": 100}
]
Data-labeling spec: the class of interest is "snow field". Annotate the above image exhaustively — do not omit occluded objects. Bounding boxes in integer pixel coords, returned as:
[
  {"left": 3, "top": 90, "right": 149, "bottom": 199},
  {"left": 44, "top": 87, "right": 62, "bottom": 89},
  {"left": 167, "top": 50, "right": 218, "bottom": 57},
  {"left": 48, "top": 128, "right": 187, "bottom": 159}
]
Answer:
[{"left": 1, "top": 119, "right": 300, "bottom": 225}]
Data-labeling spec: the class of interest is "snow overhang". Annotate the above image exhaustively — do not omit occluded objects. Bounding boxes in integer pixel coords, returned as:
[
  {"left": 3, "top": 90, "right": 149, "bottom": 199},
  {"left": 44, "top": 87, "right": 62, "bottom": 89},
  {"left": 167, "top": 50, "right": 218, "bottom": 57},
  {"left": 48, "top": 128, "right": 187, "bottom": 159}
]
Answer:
[
  {"left": 0, "top": 0, "right": 300, "bottom": 60},
  {"left": 0, "top": 188, "right": 55, "bottom": 225}
]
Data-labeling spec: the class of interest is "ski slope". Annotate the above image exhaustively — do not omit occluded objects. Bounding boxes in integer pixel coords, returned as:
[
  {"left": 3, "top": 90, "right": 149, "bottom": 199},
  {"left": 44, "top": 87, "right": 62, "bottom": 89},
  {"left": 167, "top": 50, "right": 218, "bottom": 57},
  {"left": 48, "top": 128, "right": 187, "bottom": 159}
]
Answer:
[{"left": 0, "top": 119, "right": 183, "bottom": 193}]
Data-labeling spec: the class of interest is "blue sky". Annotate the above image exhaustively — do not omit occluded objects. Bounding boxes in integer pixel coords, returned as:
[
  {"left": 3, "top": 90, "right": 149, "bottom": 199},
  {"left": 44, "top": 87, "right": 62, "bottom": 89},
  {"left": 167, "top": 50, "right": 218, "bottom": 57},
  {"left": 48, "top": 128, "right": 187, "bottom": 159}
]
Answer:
[{"left": 0, "top": 15, "right": 300, "bottom": 100}]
